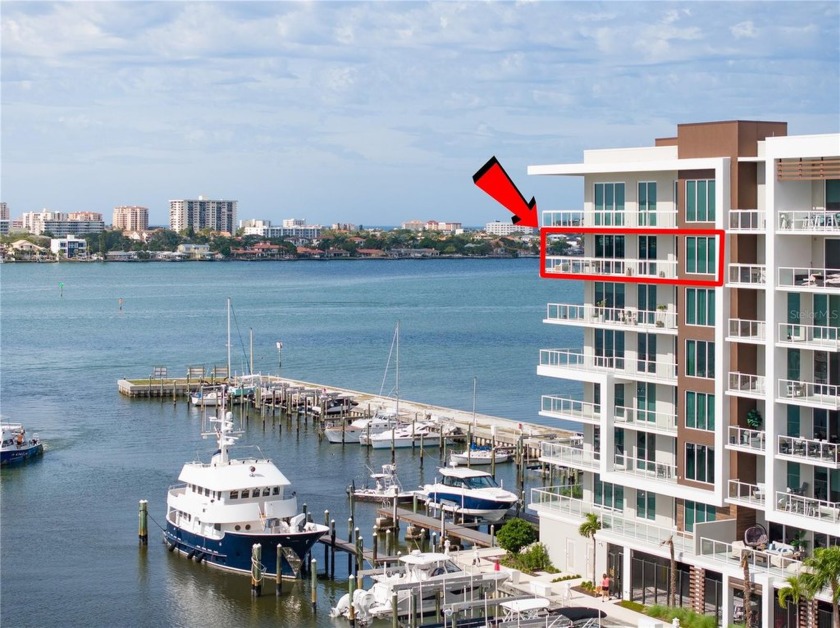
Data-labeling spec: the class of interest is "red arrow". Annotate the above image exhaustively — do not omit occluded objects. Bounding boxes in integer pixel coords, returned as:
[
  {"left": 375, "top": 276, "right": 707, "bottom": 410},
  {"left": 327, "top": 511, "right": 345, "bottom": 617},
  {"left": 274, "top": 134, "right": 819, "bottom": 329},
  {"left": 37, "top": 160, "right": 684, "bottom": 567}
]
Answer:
[{"left": 472, "top": 156, "right": 539, "bottom": 228}]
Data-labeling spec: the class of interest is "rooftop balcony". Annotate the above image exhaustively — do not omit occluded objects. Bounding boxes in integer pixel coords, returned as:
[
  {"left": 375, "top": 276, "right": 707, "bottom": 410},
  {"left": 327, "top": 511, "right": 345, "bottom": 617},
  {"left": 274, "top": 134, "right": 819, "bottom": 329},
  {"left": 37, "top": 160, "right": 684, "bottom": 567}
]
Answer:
[
  {"left": 726, "top": 426, "right": 766, "bottom": 454},
  {"left": 726, "top": 479, "right": 766, "bottom": 509},
  {"left": 613, "top": 454, "right": 677, "bottom": 483},
  {"left": 539, "top": 395, "right": 600, "bottom": 425},
  {"left": 542, "top": 210, "right": 678, "bottom": 229},
  {"left": 778, "top": 267, "right": 840, "bottom": 292},
  {"left": 777, "top": 378, "right": 840, "bottom": 410},
  {"left": 545, "top": 303, "right": 678, "bottom": 333},
  {"left": 778, "top": 323, "right": 840, "bottom": 352},
  {"left": 778, "top": 435, "right": 840, "bottom": 468},
  {"left": 774, "top": 490, "right": 840, "bottom": 523},
  {"left": 539, "top": 349, "right": 678, "bottom": 384},
  {"left": 544, "top": 256, "right": 678, "bottom": 280},
  {"left": 728, "top": 209, "right": 765, "bottom": 232},
  {"left": 539, "top": 441, "right": 600, "bottom": 471},
  {"left": 614, "top": 405, "right": 677, "bottom": 434},
  {"left": 726, "top": 318, "right": 767, "bottom": 344},
  {"left": 777, "top": 210, "right": 840, "bottom": 234},
  {"left": 727, "top": 372, "right": 766, "bottom": 399},
  {"left": 727, "top": 263, "right": 766, "bottom": 288}
]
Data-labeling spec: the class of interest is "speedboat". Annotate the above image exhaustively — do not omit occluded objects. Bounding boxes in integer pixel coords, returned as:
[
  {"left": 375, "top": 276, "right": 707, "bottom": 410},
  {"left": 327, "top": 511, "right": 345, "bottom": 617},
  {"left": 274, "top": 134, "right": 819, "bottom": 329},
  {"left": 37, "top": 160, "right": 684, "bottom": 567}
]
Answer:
[
  {"left": 324, "top": 408, "right": 399, "bottom": 444},
  {"left": 311, "top": 393, "right": 359, "bottom": 417},
  {"left": 163, "top": 411, "right": 328, "bottom": 578},
  {"left": 1, "top": 423, "right": 44, "bottom": 465},
  {"left": 363, "top": 421, "right": 442, "bottom": 449},
  {"left": 420, "top": 466, "right": 518, "bottom": 523},
  {"left": 450, "top": 445, "right": 511, "bottom": 466},
  {"left": 349, "top": 464, "right": 414, "bottom": 503}
]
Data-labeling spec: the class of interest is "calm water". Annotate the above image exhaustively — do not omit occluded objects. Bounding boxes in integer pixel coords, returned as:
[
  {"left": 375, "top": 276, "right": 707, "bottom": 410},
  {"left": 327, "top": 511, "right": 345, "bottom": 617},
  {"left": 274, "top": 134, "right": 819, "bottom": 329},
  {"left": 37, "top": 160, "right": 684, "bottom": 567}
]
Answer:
[{"left": 0, "top": 259, "right": 582, "bottom": 627}]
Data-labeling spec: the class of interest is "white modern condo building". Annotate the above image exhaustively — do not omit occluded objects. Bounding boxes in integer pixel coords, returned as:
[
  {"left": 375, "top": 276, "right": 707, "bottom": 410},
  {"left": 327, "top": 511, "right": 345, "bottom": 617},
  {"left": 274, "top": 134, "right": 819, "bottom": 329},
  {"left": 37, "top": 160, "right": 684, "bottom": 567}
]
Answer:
[
  {"left": 528, "top": 120, "right": 839, "bottom": 626},
  {"left": 169, "top": 197, "right": 237, "bottom": 233}
]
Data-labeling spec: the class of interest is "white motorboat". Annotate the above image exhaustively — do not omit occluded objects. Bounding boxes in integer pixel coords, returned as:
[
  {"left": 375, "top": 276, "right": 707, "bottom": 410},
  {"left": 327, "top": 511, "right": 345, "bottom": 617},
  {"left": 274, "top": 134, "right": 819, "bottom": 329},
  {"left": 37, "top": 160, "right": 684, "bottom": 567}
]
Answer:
[
  {"left": 311, "top": 393, "right": 359, "bottom": 416},
  {"left": 190, "top": 385, "right": 225, "bottom": 407},
  {"left": 324, "top": 408, "right": 400, "bottom": 444},
  {"left": 163, "top": 410, "right": 328, "bottom": 578},
  {"left": 349, "top": 463, "right": 414, "bottom": 503},
  {"left": 1, "top": 422, "right": 44, "bottom": 466},
  {"left": 420, "top": 466, "right": 518, "bottom": 523},
  {"left": 362, "top": 421, "right": 444, "bottom": 449},
  {"left": 450, "top": 446, "right": 511, "bottom": 466}
]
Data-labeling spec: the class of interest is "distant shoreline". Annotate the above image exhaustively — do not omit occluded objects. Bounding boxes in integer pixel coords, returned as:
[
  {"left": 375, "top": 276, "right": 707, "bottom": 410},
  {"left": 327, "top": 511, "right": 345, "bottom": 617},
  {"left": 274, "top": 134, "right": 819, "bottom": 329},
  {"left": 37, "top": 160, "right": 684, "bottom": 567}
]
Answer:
[{"left": 1, "top": 254, "right": 541, "bottom": 264}]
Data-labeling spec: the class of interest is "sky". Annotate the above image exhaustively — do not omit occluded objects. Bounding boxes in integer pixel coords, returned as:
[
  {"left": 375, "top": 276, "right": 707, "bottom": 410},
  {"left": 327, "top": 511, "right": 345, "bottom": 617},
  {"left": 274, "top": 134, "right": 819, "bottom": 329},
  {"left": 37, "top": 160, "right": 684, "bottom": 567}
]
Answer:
[{"left": 2, "top": 1, "right": 839, "bottom": 228}]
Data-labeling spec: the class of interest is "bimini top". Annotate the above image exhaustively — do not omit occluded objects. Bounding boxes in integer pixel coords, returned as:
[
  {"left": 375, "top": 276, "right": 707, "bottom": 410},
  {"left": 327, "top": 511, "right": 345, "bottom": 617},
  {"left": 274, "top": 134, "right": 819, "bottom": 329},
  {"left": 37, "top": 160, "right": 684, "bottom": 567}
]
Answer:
[
  {"left": 438, "top": 466, "right": 493, "bottom": 479},
  {"left": 399, "top": 551, "right": 451, "bottom": 566}
]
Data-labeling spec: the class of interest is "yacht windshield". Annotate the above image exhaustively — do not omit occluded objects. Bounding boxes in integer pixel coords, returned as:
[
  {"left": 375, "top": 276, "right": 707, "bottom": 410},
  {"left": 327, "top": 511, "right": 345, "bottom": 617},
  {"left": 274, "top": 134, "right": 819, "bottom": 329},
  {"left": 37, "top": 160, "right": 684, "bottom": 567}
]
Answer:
[{"left": 463, "top": 475, "right": 498, "bottom": 489}]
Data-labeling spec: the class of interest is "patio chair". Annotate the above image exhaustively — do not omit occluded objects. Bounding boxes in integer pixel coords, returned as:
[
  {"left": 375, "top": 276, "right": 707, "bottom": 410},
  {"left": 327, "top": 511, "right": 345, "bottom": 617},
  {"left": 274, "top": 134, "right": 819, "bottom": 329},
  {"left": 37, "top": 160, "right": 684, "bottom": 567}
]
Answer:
[{"left": 745, "top": 523, "right": 768, "bottom": 548}]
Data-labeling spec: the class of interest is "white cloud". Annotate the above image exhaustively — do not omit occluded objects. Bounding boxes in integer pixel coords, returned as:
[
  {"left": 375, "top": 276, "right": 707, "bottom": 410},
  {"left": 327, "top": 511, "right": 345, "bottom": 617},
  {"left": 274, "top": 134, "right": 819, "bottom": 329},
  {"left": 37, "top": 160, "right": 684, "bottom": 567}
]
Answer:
[{"left": 731, "top": 20, "right": 758, "bottom": 39}]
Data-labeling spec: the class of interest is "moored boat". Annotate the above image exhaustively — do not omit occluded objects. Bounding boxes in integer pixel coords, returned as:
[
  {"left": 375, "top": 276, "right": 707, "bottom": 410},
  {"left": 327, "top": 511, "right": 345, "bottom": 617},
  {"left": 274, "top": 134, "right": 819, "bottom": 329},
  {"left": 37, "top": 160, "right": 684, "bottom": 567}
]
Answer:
[
  {"left": 349, "top": 463, "right": 414, "bottom": 503},
  {"left": 450, "top": 445, "right": 511, "bottom": 466},
  {"left": 1, "top": 423, "right": 44, "bottom": 466},
  {"left": 420, "top": 466, "right": 518, "bottom": 523},
  {"left": 163, "top": 411, "right": 328, "bottom": 578},
  {"left": 324, "top": 408, "right": 400, "bottom": 444}
]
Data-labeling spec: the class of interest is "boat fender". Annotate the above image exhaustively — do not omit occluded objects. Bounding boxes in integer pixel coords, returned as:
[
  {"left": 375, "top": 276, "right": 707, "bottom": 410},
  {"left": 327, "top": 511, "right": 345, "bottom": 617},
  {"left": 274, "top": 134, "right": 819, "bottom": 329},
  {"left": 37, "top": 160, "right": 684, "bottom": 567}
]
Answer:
[
  {"left": 195, "top": 552, "right": 205, "bottom": 563},
  {"left": 167, "top": 542, "right": 177, "bottom": 552},
  {"left": 187, "top": 549, "right": 197, "bottom": 560}
]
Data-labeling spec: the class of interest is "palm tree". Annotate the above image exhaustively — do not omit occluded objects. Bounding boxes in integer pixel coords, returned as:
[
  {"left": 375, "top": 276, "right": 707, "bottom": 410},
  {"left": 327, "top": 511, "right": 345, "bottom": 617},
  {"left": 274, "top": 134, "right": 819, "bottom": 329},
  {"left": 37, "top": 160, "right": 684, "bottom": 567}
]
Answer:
[
  {"left": 803, "top": 546, "right": 840, "bottom": 628},
  {"left": 578, "top": 513, "right": 601, "bottom": 586},
  {"left": 778, "top": 574, "right": 810, "bottom": 627},
  {"left": 740, "top": 549, "right": 755, "bottom": 628}
]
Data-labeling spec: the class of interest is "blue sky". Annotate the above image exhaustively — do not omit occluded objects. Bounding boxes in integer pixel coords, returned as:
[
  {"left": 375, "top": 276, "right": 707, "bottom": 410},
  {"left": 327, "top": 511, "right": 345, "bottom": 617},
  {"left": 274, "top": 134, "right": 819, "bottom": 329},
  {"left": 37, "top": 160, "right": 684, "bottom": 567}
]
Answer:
[{"left": 2, "top": 1, "right": 838, "bottom": 228}]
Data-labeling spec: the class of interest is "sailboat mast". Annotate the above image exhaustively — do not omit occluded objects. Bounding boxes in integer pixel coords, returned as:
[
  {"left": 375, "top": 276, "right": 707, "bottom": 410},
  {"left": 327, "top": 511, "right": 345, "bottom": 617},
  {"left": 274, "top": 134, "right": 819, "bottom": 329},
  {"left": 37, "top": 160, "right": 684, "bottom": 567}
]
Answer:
[
  {"left": 226, "top": 297, "right": 232, "bottom": 379},
  {"left": 395, "top": 321, "right": 400, "bottom": 417}
]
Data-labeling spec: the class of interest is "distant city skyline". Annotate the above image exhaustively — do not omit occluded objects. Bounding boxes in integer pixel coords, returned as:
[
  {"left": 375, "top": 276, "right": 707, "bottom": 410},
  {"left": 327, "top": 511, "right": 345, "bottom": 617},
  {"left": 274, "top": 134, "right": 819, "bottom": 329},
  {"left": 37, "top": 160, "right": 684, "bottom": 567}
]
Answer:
[{"left": 2, "top": 1, "right": 838, "bottom": 227}]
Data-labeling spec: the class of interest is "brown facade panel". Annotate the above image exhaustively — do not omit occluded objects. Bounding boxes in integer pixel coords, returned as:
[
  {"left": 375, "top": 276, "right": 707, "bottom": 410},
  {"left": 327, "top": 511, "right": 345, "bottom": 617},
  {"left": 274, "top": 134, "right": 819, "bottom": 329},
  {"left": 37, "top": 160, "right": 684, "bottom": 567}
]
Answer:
[
  {"left": 777, "top": 157, "right": 840, "bottom": 180},
  {"left": 677, "top": 120, "right": 787, "bottom": 160}
]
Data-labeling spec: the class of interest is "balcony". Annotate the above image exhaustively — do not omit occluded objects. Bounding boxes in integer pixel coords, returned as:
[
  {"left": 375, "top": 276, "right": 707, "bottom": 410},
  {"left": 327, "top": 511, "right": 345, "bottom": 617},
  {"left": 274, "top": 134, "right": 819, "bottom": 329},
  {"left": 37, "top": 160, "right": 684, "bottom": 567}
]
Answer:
[
  {"left": 727, "top": 426, "right": 766, "bottom": 454},
  {"left": 614, "top": 405, "right": 677, "bottom": 434},
  {"left": 778, "top": 435, "right": 840, "bottom": 468},
  {"left": 727, "top": 372, "right": 766, "bottom": 399},
  {"left": 699, "top": 537, "right": 806, "bottom": 579},
  {"left": 774, "top": 491, "right": 840, "bottom": 523},
  {"left": 545, "top": 303, "right": 678, "bottom": 333},
  {"left": 777, "top": 210, "right": 840, "bottom": 234},
  {"left": 529, "top": 487, "right": 616, "bottom": 521},
  {"left": 728, "top": 210, "right": 765, "bottom": 232},
  {"left": 778, "top": 267, "right": 840, "bottom": 292},
  {"left": 599, "top": 511, "right": 694, "bottom": 554},
  {"left": 727, "top": 263, "right": 766, "bottom": 288},
  {"left": 778, "top": 323, "right": 840, "bottom": 351},
  {"left": 543, "top": 210, "right": 678, "bottom": 229},
  {"left": 539, "top": 349, "right": 678, "bottom": 383},
  {"left": 727, "top": 318, "right": 767, "bottom": 344},
  {"left": 613, "top": 454, "right": 677, "bottom": 483},
  {"left": 727, "top": 480, "right": 766, "bottom": 508},
  {"left": 544, "top": 256, "right": 678, "bottom": 280},
  {"left": 777, "top": 379, "right": 840, "bottom": 410},
  {"left": 540, "top": 395, "right": 600, "bottom": 425},
  {"left": 539, "top": 441, "right": 600, "bottom": 471}
]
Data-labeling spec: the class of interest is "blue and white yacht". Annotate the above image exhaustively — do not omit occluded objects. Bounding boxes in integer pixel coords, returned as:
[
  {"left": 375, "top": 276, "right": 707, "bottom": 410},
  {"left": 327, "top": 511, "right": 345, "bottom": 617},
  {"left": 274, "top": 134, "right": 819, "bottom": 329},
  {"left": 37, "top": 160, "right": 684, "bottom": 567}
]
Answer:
[
  {"left": 1, "top": 422, "right": 44, "bottom": 466},
  {"left": 420, "top": 466, "right": 518, "bottom": 523},
  {"left": 164, "top": 411, "right": 328, "bottom": 578}
]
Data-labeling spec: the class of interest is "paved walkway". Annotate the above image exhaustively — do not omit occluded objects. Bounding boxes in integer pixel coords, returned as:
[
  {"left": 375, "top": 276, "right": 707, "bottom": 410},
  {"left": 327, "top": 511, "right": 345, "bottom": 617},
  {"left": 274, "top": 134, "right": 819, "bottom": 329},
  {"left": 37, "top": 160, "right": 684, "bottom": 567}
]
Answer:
[{"left": 449, "top": 547, "right": 648, "bottom": 627}]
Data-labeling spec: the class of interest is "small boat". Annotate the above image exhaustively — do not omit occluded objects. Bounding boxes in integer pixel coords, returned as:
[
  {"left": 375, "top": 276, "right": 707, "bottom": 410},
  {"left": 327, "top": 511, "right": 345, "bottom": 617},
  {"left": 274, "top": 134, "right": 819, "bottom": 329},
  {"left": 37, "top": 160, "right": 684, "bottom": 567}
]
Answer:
[
  {"left": 324, "top": 408, "right": 400, "bottom": 444},
  {"left": 450, "top": 445, "right": 511, "bottom": 466},
  {"left": 190, "top": 385, "right": 226, "bottom": 407},
  {"left": 420, "top": 466, "right": 518, "bottom": 523},
  {"left": 311, "top": 393, "right": 359, "bottom": 417},
  {"left": 362, "top": 421, "right": 445, "bottom": 449},
  {"left": 349, "top": 464, "right": 414, "bottom": 503},
  {"left": 163, "top": 410, "right": 329, "bottom": 578},
  {"left": 1, "top": 423, "right": 44, "bottom": 466}
]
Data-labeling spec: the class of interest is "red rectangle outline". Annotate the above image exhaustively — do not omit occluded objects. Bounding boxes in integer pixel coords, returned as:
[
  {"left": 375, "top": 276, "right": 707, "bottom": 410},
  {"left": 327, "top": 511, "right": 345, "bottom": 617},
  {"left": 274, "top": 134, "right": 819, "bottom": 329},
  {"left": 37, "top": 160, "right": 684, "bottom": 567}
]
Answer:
[{"left": 539, "top": 227, "right": 725, "bottom": 287}]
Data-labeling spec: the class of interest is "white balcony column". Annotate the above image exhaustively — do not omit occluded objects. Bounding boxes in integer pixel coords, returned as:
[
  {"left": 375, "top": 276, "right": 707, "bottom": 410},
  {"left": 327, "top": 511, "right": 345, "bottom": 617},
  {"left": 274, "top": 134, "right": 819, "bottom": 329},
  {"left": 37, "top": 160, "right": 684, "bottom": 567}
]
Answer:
[
  {"left": 622, "top": 546, "right": 632, "bottom": 601},
  {"left": 720, "top": 573, "right": 732, "bottom": 628},
  {"left": 602, "top": 380, "right": 614, "bottom": 473}
]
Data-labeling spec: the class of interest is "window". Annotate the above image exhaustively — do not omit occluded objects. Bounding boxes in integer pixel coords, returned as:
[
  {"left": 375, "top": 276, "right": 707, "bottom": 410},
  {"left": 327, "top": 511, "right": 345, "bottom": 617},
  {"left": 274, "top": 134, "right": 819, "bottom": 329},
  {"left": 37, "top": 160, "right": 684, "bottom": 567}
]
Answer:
[
  {"left": 787, "top": 462, "right": 801, "bottom": 492},
  {"left": 230, "top": 491, "right": 239, "bottom": 499},
  {"left": 684, "top": 501, "right": 716, "bottom": 532},
  {"left": 686, "top": 340, "right": 715, "bottom": 378},
  {"left": 595, "top": 235, "right": 625, "bottom": 258},
  {"left": 594, "top": 182, "right": 625, "bottom": 226},
  {"left": 686, "top": 391, "right": 715, "bottom": 431},
  {"left": 686, "top": 179, "right": 716, "bottom": 222},
  {"left": 594, "top": 473, "right": 624, "bottom": 511},
  {"left": 685, "top": 443, "right": 715, "bottom": 484},
  {"left": 638, "top": 182, "right": 657, "bottom": 226},
  {"left": 637, "top": 490, "right": 655, "bottom": 520},
  {"left": 637, "top": 333, "right": 656, "bottom": 373},
  {"left": 686, "top": 289, "right": 715, "bottom": 326},
  {"left": 241, "top": 489, "right": 250, "bottom": 498},
  {"left": 686, "top": 237, "right": 716, "bottom": 274}
]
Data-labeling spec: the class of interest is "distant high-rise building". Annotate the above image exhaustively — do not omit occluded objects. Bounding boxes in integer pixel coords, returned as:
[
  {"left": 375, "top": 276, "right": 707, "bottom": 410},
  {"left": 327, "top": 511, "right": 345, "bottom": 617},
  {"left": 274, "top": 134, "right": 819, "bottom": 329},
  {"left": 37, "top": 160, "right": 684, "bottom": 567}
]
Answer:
[
  {"left": 169, "top": 197, "right": 237, "bottom": 233},
  {"left": 484, "top": 220, "right": 535, "bottom": 236},
  {"left": 21, "top": 210, "right": 104, "bottom": 236},
  {"left": 113, "top": 206, "right": 149, "bottom": 232},
  {"left": 0, "top": 202, "right": 8, "bottom": 235}
]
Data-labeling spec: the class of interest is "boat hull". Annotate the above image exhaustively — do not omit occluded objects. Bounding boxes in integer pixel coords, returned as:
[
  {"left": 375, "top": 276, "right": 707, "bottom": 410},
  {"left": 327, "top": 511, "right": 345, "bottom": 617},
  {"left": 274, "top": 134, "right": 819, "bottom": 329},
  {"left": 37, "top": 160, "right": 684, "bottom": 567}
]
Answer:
[
  {"left": 450, "top": 451, "right": 510, "bottom": 465},
  {"left": 163, "top": 522, "right": 327, "bottom": 578},
  {"left": 424, "top": 491, "right": 516, "bottom": 523},
  {"left": 1, "top": 443, "right": 44, "bottom": 466}
]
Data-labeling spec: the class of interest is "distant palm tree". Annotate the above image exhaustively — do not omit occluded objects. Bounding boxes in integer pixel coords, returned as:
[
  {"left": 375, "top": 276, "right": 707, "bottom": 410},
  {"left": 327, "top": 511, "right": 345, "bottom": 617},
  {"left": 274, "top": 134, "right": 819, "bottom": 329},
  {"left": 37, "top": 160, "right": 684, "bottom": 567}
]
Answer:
[
  {"left": 778, "top": 574, "right": 810, "bottom": 627},
  {"left": 578, "top": 513, "right": 601, "bottom": 586},
  {"left": 803, "top": 546, "right": 840, "bottom": 628}
]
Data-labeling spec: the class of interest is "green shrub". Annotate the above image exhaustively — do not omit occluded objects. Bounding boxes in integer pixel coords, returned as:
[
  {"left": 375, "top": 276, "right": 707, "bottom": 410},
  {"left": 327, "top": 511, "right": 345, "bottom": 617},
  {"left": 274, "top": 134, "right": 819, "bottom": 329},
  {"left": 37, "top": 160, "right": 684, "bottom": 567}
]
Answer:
[
  {"left": 646, "top": 605, "right": 716, "bottom": 628},
  {"left": 619, "top": 600, "right": 646, "bottom": 613},
  {"left": 496, "top": 518, "right": 537, "bottom": 554},
  {"left": 518, "top": 543, "right": 553, "bottom": 572}
]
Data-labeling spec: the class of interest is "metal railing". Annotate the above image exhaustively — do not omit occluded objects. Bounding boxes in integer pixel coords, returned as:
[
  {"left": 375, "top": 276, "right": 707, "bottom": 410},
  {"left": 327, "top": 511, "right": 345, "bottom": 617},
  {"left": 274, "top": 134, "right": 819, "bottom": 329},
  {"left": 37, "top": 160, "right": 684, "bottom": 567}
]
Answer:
[
  {"left": 777, "top": 210, "right": 840, "bottom": 233},
  {"left": 778, "top": 267, "right": 840, "bottom": 290},
  {"left": 529, "top": 487, "right": 620, "bottom": 516},
  {"left": 614, "top": 406, "right": 677, "bottom": 433},
  {"left": 539, "top": 349, "right": 677, "bottom": 382},
  {"left": 778, "top": 435, "right": 840, "bottom": 464},
  {"left": 728, "top": 426, "right": 766, "bottom": 452},
  {"left": 612, "top": 454, "right": 677, "bottom": 482},
  {"left": 728, "top": 210, "right": 765, "bottom": 232},
  {"left": 774, "top": 491, "right": 840, "bottom": 522},
  {"left": 544, "top": 256, "right": 678, "bottom": 279},
  {"left": 540, "top": 395, "right": 600, "bottom": 422},
  {"left": 727, "top": 263, "right": 767, "bottom": 286},
  {"left": 600, "top": 511, "right": 693, "bottom": 552},
  {"left": 542, "top": 210, "right": 678, "bottom": 229},
  {"left": 778, "top": 379, "right": 840, "bottom": 409},
  {"left": 545, "top": 303, "right": 678, "bottom": 330},
  {"left": 778, "top": 323, "right": 840, "bottom": 350},
  {"left": 728, "top": 372, "right": 766, "bottom": 395},
  {"left": 539, "top": 441, "right": 600, "bottom": 470},
  {"left": 728, "top": 479, "right": 766, "bottom": 506},
  {"left": 728, "top": 318, "right": 767, "bottom": 341}
]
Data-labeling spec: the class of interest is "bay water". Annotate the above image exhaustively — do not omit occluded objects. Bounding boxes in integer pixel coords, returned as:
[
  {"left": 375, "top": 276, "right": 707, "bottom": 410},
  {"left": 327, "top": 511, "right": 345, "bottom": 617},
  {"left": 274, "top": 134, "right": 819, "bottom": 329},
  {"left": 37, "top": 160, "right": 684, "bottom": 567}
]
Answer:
[{"left": 0, "top": 258, "right": 583, "bottom": 627}]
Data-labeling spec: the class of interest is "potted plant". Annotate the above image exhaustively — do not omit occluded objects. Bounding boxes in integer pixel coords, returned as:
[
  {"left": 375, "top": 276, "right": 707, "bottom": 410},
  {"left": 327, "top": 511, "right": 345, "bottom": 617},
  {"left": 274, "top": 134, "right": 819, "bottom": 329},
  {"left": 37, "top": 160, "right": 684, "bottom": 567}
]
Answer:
[
  {"left": 746, "top": 408, "right": 763, "bottom": 431},
  {"left": 594, "top": 300, "right": 606, "bottom": 321},
  {"left": 655, "top": 304, "right": 667, "bottom": 327},
  {"left": 790, "top": 531, "right": 808, "bottom": 558}
]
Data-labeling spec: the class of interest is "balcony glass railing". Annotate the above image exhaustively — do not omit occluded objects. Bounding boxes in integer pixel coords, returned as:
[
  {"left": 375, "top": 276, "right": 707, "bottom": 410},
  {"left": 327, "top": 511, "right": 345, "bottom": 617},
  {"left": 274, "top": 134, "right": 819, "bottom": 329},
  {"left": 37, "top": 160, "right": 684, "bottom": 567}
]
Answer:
[
  {"left": 777, "top": 210, "right": 840, "bottom": 233},
  {"left": 728, "top": 372, "right": 766, "bottom": 395},
  {"left": 545, "top": 303, "right": 678, "bottom": 330},
  {"left": 529, "top": 487, "right": 619, "bottom": 517},
  {"left": 539, "top": 441, "right": 600, "bottom": 470},
  {"left": 600, "top": 511, "right": 694, "bottom": 553},
  {"left": 542, "top": 210, "right": 678, "bottom": 229},
  {"left": 778, "top": 379, "right": 840, "bottom": 409},
  {"left": 728, "top": 479, "right": 766, "bottom": 506},
  {"left": 727, "top": 263, "right": 767, "bottom": 286},
  {"left": 778, "top": 323, "right": 840, "bottom": 350},
  {"left": 778, "top": 435, "right": 840, "bottom": 464},
  {"left": 614, "top": 406, "right": 677, "bottom": 433},
  {"left": 699, "top": 537, "right": 805, "bottom": 577},
  {"left": 774, "top": 491, "right": 840, "bottom": 522},
  {"left": 728, "top": 318, "right": 766, "bottom": 341},
  {"left": 728, "top": 210, "right": 765, "bottom": 232},
  {"left": 539, "top": 349, "right": 677, "bottom": 382},
  {"left": 544, "top": 256, "right": 678, "bottom": 279},
  {"left": 540, "top": 395, "right": 600, "bottom": 423},
  {"left": 613, "top": 454, "right": 677, "bottom": 482},
  {"left": 778, "top": 267, "right": 840, "bottom": 290},
  {"left": 728, "top": 426, "right": 766, "bottom": 452}
]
